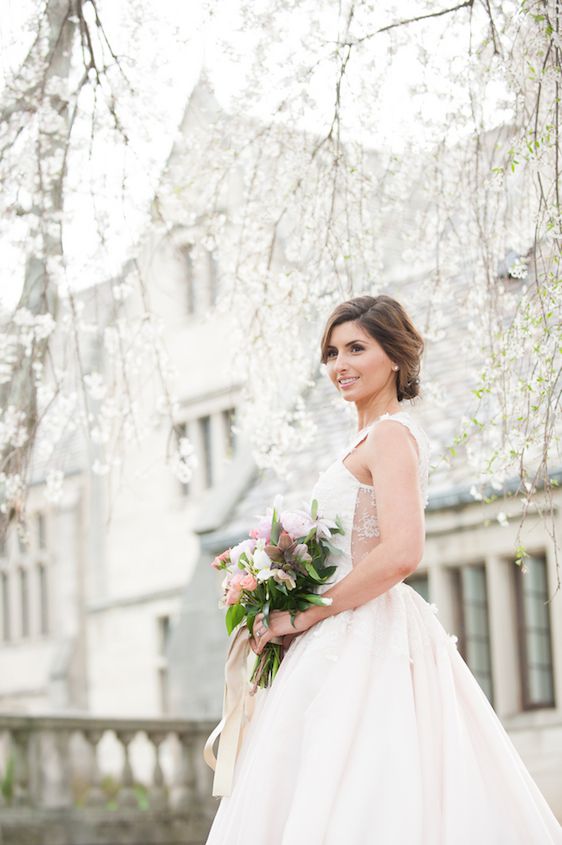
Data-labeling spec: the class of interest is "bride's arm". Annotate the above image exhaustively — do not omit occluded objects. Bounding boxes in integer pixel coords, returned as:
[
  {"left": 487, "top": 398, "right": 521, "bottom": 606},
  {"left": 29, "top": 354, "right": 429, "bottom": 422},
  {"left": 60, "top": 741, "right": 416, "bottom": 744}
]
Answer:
[
  {"left": 253, "top": 421, "right": 424, "bottom": 651},
  {"left": 307, "top": 420, "right": 425, "bottom": 622}
]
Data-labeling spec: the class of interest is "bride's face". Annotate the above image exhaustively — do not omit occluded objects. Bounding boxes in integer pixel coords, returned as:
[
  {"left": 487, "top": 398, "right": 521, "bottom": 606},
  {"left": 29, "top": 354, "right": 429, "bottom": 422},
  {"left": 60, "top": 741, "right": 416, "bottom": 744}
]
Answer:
[{"left": 325, "top": 320, "right": 396, "bottom": 402}]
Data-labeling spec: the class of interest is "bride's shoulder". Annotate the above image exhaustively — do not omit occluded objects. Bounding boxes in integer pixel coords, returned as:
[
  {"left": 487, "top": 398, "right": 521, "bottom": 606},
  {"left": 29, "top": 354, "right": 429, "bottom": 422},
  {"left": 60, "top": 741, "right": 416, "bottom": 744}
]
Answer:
[{"left": 367, "top": 411, "right": 429, "bottom": 456}]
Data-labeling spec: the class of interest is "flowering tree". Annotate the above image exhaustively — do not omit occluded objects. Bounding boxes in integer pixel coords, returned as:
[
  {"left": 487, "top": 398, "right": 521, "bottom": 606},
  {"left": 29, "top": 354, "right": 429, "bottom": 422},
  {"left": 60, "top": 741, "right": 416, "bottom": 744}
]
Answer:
[
  {"left": 1, "top": 0, "right": 561, "bottom": 582},
  {"left": 0, "top": 0, "right": 195, "bottom": 527},
  {"left": 157, "top": 0, "right": 561, "bottom": 582}
]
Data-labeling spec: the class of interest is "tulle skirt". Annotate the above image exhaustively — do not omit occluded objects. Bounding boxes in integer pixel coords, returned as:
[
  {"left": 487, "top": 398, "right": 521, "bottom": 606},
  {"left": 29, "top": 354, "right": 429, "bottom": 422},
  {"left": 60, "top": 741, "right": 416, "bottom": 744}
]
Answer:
[{"left": 206, "top": 583, "right": 562, "bottom": 844}]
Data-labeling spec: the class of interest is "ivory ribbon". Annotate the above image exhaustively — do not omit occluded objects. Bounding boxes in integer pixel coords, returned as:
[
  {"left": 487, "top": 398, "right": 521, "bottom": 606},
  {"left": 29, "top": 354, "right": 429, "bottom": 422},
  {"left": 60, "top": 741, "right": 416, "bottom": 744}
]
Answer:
[{"left": 203, "top": 626, "right": 256, "bottom": 797}]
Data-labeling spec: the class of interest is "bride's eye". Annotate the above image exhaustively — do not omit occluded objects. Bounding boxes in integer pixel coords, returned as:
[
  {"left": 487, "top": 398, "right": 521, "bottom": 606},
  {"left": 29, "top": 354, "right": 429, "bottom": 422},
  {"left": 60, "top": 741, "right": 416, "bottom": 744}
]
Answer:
[
  {"left": 351, "top": 344, "right": 364, "bottom": 352},
  {"left": 326, "top": 349, "right": 337, "bottom": 358}
]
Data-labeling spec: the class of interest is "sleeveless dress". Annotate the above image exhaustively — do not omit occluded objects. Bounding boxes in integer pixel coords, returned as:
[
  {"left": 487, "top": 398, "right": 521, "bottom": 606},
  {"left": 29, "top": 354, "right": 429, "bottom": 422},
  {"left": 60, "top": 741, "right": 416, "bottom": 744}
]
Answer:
[{"left": 205, "top": 410, "right": 562, "bottom": 844}]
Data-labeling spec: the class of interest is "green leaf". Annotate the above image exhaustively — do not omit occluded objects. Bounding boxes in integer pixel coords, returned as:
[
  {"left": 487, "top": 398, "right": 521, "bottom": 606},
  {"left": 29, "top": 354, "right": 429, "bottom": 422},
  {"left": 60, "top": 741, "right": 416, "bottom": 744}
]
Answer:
[
  {"left": 311, "top": 498, "right": 318, "bottom": 520},
  {"left": 304, "top": 561, "right": 322, "bottom": 581},
  {"left": 225, "top": 603, "right": 245, "bottom": 635},
  {"left": 270, "top": 514, "right": 281, "bottom": 545}
]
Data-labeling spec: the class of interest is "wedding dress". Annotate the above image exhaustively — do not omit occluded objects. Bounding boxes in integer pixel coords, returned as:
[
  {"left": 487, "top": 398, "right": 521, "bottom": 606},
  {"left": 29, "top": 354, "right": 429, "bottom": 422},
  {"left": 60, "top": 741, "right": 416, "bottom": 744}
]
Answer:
[{"left": 205, "top": 410, "right": 562, "bottom": 844}]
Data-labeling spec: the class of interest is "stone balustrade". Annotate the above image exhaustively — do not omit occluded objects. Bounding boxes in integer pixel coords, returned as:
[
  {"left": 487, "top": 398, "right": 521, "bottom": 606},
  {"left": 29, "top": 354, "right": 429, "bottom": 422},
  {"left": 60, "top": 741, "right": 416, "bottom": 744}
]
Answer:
[{"left": 0, "top": 713, "right": 218, "bottom": 845}]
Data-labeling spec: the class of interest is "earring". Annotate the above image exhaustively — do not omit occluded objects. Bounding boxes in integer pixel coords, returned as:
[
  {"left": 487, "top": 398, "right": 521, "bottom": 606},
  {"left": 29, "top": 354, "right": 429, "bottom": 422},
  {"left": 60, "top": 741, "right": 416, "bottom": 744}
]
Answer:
[{"left": 393, "top": 365, "right": 399, "bottom": 371}]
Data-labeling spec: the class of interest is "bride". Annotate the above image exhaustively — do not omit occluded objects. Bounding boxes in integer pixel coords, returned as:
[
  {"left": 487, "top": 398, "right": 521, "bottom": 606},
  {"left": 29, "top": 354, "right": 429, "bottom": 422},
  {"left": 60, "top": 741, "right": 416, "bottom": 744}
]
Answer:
[{"left": 205, "top": 294, "right": 562, "bottom": 844}]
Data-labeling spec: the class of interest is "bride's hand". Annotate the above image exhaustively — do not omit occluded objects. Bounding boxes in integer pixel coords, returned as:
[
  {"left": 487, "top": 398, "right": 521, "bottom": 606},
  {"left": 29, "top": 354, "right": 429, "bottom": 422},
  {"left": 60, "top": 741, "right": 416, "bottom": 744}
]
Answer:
[{"left": 252, "top": 610, "right": 311, "bottom": 655}]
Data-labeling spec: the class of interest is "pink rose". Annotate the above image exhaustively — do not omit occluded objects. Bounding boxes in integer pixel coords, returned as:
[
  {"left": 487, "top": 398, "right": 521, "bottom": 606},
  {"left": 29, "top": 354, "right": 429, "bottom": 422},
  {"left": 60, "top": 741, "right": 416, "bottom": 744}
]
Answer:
[
  {"left": 225, "top": 585, "right": 242, "bottom": 605},
  {"left": 239, "top": 573, "right": 257, "bottom": 591},
  {"left": 211, "top": 549, "right": 231, "bottom": 570}
]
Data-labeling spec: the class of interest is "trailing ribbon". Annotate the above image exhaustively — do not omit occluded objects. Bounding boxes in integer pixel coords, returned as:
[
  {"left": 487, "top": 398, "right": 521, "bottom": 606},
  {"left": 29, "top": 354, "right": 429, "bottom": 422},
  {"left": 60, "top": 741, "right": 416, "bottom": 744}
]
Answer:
[{"left": 203, "top": 626, "right": 256, "bottom": 797}]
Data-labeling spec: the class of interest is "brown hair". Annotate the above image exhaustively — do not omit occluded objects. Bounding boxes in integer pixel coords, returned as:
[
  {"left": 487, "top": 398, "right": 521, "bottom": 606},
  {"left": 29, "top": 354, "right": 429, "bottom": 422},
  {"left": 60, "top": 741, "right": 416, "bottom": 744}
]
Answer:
[{"left": 320, "top": 295, "right": 424, "bottom": 402}]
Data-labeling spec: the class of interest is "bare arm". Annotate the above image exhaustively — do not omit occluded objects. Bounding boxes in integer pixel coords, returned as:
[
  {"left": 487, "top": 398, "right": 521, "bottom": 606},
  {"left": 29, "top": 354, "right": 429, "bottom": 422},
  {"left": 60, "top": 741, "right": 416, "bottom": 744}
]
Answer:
[
  {"left": 253, "top": 420, "right": 425, "bottom": 651},
  {"left": 303, "top": 419, "right": 425, "bottom": 623}
]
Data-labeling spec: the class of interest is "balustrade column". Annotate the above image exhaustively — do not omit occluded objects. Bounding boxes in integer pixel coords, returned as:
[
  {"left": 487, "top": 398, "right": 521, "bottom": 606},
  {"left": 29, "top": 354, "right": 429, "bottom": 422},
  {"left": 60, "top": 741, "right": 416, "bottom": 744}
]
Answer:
[
  {"left": 169, "top": 730, "right": 196, "bottom": 810},
  {"left": 11, "top": 729, "right": 30, "bottom": 807},
  {"left": 84, "top": 729, "right": 105, "bottom": 808},
  {"left": 115, "top": 730, "right": 137, "bottom": 808},
  {"left": 146, "top": 730, "right": 168, "bottom": 810},
  {"left": 44, "top": 728, "right": 72, "bottom": 808}
]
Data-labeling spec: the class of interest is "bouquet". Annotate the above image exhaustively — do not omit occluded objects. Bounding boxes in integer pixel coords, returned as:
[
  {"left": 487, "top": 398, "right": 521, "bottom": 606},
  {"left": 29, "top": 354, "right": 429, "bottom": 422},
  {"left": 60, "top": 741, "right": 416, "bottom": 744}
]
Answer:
[{"left": 211, "top": 497, "right": 344, "bottom": 690}]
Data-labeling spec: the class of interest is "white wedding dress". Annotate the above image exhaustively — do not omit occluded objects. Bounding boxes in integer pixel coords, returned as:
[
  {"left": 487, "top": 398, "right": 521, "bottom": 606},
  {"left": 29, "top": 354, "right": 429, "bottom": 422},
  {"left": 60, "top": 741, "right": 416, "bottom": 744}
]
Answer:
[{"left": 205, "top": 411, "right": 562, "bottom": 844}]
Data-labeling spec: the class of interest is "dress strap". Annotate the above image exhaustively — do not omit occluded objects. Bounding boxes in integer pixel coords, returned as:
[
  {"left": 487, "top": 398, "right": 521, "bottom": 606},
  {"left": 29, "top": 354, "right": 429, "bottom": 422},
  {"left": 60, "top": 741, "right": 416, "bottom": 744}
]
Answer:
[
  {"left": 343, "top": 411, "right": 430, "bottom": 507},
  {"left": 373, "top": 413, "right": 430, "bottom": 507}
]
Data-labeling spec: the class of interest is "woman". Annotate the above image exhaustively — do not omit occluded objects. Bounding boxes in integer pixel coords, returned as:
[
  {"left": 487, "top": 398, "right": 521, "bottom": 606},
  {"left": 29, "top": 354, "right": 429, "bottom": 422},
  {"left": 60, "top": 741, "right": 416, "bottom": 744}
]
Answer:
[{"left": 206, "top": 294, "right": 562, "bottom": 844}]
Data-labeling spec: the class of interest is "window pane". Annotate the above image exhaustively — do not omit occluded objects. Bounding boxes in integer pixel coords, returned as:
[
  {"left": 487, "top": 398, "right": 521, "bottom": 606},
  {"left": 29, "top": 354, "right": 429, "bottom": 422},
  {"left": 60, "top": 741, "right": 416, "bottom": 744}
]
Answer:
[
  {"left": 525, "top": 629, "right": 552, "bottom": 667},
  {"left": 528, "top": 666, "right": 554, "bottom": 705},
  {"left": 37, "top": 513, "right": 46, "bottom": 550},
  {"left": 477, "top": 673, "right": 494, "bottom": 702},
  {"left": 461, "top": 565, "right": 486, "bottom": 603},
  {"left": 526, "top": 556, "right": 547, "bottom": 592},
  {"left": 466, "top": 638, "right": 492, "bottom": 674},
  {"left": 523, "top": 592, "right": 548, "bottom": 629},
  {"left": 459, "top": 565, "right": 494, "bottom": 705},
  {"left": 463, "top": 603, "right": 488, "bottom": 634},
  {"left": 223, "top": 408, "right": 236, "bottom": 458},
  {"left": 207, "top": 251, "right": 218, "bottom": 307},
  {"left": 182, "top": 246, "right": 195, "bottom": 314},
  {"left": 177, "top": 422, "right": 191, "bottom": 497},
  {"left": 1, "top": 571, "right": 10, "bottom": 641},
  {"left": 199, "top": 415, "right": 213, "bottom": 488},
  {"left": 38, "top": 564, "right": 49, "bottom": 636},
  {"left": 517, "top": 554, "right": 555, "bottom": 708},
  {"left": 20, "top": 568, "right": 29, "bottom": 638}
]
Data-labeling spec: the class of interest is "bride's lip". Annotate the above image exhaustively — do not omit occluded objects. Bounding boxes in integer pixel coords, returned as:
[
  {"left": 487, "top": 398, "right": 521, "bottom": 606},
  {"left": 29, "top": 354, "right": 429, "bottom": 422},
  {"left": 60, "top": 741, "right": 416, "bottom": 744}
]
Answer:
[{"left": 338, "top": 376, "right": 359, "bottom": 389}]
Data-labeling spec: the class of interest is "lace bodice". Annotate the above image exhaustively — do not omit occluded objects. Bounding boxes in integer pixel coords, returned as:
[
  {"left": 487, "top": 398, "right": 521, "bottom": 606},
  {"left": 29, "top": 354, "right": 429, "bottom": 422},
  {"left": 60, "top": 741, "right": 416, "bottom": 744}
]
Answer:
[{"left": 310, "top": 410, "right": 430, "bottom": 589}]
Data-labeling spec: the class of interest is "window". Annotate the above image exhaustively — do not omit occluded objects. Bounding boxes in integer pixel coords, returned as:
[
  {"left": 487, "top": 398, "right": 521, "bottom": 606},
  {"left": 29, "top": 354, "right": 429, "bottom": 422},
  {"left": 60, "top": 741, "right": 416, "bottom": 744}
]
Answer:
[
  {"left": 0, "top": 512, "right": 52, "bottom": 643},
  {"left": 37, "top": 513, "right": 46, "bottom": 549},
  {"left": 199, "top": 415, "right": 213, "bottom": 489},
  {"left": 180, "top": 244, "right": 219, "bottom": 315},
  {"left": 178, "top": 404, "right": 239, "bottom": 498},
  {"left": 19, "top": 567, "right": 29, "bottom": 638},
  {"left": 157, "top": 615, "right": 171, "bottom": 715},
  {"left": 453, "top": 565, "right": 494, "bottom": 704},
  {"left": 38, "top": 562, "right": 49, "bottom": 636},
  {"left": 182, "top": 245, "right": 195, "bottom": 315},
  {"left": 1, "top": 570, "right": 10, "bottom": 642},
  {"left": 176, "top": 421, "right": 191, "bottom": 497},
  {"left": 515, "top": 554, "right": 555, "bottom": 709},
  {"left": 207, "top": 250, "right": 219, "bottom": 307},
  {"left": 223, "top": 407, "right": 236, "bottom": 459},
  {"left": 405, "top": 572, "right": 430, "bottom": 602}
]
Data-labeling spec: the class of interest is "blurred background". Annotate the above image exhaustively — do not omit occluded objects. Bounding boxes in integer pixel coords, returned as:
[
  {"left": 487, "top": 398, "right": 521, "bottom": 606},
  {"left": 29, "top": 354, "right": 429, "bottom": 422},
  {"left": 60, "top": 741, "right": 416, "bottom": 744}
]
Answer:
[{"left": 0, "top": 0, "right": 561, "bottom": 842}]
